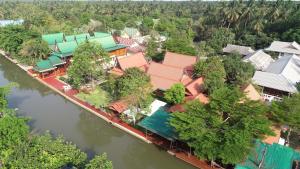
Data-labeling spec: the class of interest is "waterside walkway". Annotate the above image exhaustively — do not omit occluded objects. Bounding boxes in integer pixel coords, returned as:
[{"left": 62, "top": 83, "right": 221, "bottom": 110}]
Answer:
[{"left": 1, "top": 53, "right": 215, "bottom": 169}]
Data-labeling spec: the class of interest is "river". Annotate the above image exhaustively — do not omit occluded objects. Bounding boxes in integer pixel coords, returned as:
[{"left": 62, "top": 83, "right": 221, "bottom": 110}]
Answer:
[{"left": 0, "top": 56, "right": 196, "bottom": 169}]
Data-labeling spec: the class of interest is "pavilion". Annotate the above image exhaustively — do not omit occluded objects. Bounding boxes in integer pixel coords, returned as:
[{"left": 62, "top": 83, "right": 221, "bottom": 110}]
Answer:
[{"left": 33, "top": 55, "right": 66, "bottom": 79}]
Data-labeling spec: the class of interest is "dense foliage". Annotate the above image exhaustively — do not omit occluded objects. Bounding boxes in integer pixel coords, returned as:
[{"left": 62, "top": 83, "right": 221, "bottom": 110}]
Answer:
[
  {"left": 0, "top": 85, "right": 113, "bottom": 169},
  {"left": 164, "top": 83, "right": 185, "bottom": 104},
  {"left": 170, "top": 87, "right": 272, "bottom": 165},
  {"left": 67, "top": 41, "right": 109, "bottom": 88}
]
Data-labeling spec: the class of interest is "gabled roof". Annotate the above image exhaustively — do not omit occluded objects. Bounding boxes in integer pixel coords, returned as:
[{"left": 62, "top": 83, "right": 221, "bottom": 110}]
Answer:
[
  {"left": 123, "top": 27, "right": 139, "bottom": 38},
  {"left": 74, "top": 33, "right": 91, "bottom": 40},
  {"left": 56, "top": 41, "right": 78, "bottom": 55},
  {"left": 265, "top": 54, "right": 300, "bottom": 84},
  {"left": 147, "top": 62, "right": 184, "bottom": 90},
  {"left": 117, "top": 52, "right": 148, "bottom": 71},
  {"left": 48, "top": 55, "right": 65, "bottom": 66},
  {"left": 185, "top": 77, "right": 205, "bottom": 96},
  {"left": 94, "top": 32, "right": 111, "bottom": 38},
  {"left": 223, "top": 44, "right": 255, "bottom": 56},
  {"left": 265, "top": 41, "right": 300, "bottom": 55},
  {"left": 243, "top": 50, "right": 274, "bottom": 70},
  {"left": 34, "top": 60, "right": 55, "bottom": 73},
  {"left": 89, "top": 36, "right": 117, "bottom": 49},
  {"left": 241, "top": 84, "right": 261, "bottom": 101},
  {"left": 42, "top": 33, "right": 64, "bottom": 45},
  {"left": 65, "top": 35, "right": 75, "bottom": 42},
  {"left": 163, "top": 52, "right": 197, "bottom": 69},
  {"left": 115, "top": 36, "right": 135, "bottom": 47},
  {"left": 252, "top": 71, "right": 297, "bottom": 93}
]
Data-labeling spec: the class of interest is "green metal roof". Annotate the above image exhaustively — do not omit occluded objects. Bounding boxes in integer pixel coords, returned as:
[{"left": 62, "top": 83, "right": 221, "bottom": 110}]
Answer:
[
  {"left": 51, "top": 51, "right": 72, "bottom": 59},
  {"left": 48, "top": 55, "right": 65, "bottom": 66},
  {"left": 235, "top": 141, "right": 300, "bottom": 169},
  {"left": 65, "top": 35, "right": 75, "bottom": 42},
  {"left": 76, "top": 38, "right": 88, "bottom": 44},
  {"left": 89, "top": 36, "right": 117, "bottom": 49},
  {"left": 105, "top": 44, "right": 126, "bottom": 52},
  {"left": 34, "top": 59, "right": 55, "bottom": 73},
  {"left": 75, "top": 33, "right": 91, "bottom": 40},
  {"left": 138, "top": 107, "right": 177, "bottom": 141},
  {"left": 94, "top": 32, "right": 111, "bottom": 38},
  {"left": 57, "top": 41, "right": 78, "bottom": 55},
  {"left": 42, "top": 33, "right": 64, "bottom": 45}
]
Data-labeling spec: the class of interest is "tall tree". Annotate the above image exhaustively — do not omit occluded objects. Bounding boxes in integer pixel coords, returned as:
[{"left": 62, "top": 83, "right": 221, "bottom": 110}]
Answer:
[
  {"left": 19, "top": 39, "right": 50, "bottom": 64},
  {"left": 164, "top": 83, "right": 185, "bottom": 104}
]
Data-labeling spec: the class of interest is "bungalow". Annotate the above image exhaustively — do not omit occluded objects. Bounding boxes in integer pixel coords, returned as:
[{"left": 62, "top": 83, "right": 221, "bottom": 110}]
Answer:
[
  {"left": 115, "top": 36, "right": 145, "bottom": 54},
  {"left": 109, "top": 52, "right": 148, "bottom": 76},
  {"left": 235, "top": 141, "right": 300, "bottom": 169},
  {"left": 243, "top": 50, "right": 274, "bottom": 71},
  {"left": 265, "top": 41, "right": 300, "bottom": 57},
  {"left": 33, "top": 55, "right": 66, "bottom": 79},
  {"left": 222, "top": 44, "right": 255, "bottom": 56},
  {"left": 252, "top": 54, "right": 300, "bottom": 101}
]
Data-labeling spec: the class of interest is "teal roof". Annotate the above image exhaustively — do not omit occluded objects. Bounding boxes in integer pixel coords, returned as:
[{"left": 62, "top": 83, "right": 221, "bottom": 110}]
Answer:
[
  {"left": 51, "top": 51, "right": 71, "bottom": 59},
  {"left": 42, "top": 33, "right": 64, "bottom": 45},
  {"left": 235, "top": 141, "right": 300, "bottom": 169},
  {"left": 48, "top": 55, "right": 65, "bottom": 66},
  {"left": 138, "top": 107, "right": 177, "bottom": 141},
  {"left": 76, "top": 38, "right": 88, "bottom": 44},
  {"left": 34, "top": 59, "right": 55, "bottom": 73},
  {"left": 94, "top": 32, "right": 111, "bottom": 38},
  {"left": 105, "top": 44, "right": 126, "bottom": 52},
  {"left": 89, "top": 36, "right": 117, "bottom": 49},
  {"left": 75, "top": 33, "right": 91, "bottom": 40},
  {"left": 65, "top": 35, "right": 75, "bottom": 42},
  {"left": 57, "top": 41, "right": 78, "bottom": 55}
]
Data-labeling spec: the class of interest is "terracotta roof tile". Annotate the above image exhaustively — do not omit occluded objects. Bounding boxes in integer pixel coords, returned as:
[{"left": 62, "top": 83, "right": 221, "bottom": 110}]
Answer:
[
  {"left": 108, "top": 100, "right": 128, "bottom": 113},
  {"left": 117, "top": 52, "right": 148, "bottom": 71},
  {"left": 185, "top": 77, "right": 205, "bottom": 96},
  {"left": 163, "top": 52, "right": 197, "bottom": 69}
]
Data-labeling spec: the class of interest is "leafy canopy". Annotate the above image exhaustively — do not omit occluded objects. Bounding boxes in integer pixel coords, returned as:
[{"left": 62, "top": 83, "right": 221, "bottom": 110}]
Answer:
[{"left": 164, "top": 83, "right": 185, "bottom": 104}]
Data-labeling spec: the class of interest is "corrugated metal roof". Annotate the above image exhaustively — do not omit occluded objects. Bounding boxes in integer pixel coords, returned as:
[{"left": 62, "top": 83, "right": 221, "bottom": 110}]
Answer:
[
  {"left": 243, "top": 50, "right": 274, "bottom": 70},
  {"left": 265, "top": 41, "right": 300, "bottom": 55},
  {"left": 57, "top": 41, "right": 78, "bottom": 55},
  {"left": 252, "top": 71, "right": 297, "bottom": 93},
  {"left": 223, "top": 44, "right": 255, "bottom": 56},
  {"left": 42, "top": 33, "right": 64, "bottom": 45}
]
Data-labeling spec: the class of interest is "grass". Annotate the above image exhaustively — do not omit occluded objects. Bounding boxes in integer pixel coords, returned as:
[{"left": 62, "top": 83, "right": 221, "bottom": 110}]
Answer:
[{"left": 76, "top": 87, "right": 111, "bottom": 108}]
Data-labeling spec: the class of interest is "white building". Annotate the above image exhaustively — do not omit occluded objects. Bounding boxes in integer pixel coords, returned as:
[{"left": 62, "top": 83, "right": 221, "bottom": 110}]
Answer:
[
  {"left": 243, "top": 50, "right": 274, "bottom": 71},
  {"left": 265, "top": 41, "right": 300, "bottom": 57}
]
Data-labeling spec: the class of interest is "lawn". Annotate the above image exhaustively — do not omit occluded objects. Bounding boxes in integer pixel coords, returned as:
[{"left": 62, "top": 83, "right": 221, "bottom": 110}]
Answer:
[{"left": 76, "top": 87, "right": 111, "bottom": 108}]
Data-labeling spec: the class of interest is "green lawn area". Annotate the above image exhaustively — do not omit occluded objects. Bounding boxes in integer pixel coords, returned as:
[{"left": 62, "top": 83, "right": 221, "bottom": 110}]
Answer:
[{"left": 76, "top": 87, "right": 111, "bottom": 108}]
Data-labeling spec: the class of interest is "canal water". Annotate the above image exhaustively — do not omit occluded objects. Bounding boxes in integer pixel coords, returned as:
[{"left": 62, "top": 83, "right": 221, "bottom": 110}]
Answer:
[{"left": 0, "top": 56, "right": 196, "bottom": 169}]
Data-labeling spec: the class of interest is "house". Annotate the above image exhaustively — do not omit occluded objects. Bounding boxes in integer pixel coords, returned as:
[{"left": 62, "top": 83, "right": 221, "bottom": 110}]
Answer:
[
  {"left": 0, "top": 19, "right": 24, "bottom": 27},
  {"left": 109, "top": 52, "right": 148, "bottom": 76},
  {"left": 223, "top": 44, "right": 255, "bottom": 56},
  {"left": 121, "top": 27, "right": 141, "bottom": 39},
  {"left": 243, "top": 50, "right": 274, "bottom": 71},
  {"left": 32, "top": 55, "right": 66, "bottom": 79},
  {"left": 252, "top": 54, "right": 300, "bottom": 101},
  {"left": 235, "top": 141, "right": 300, "bottom": 169},
  {"left": 265, "top": 41, "right": 300, "bottom": 56},
  {"left": 163, "top": 52, "right": 197, "bottom": 71},
  {"left": 115, "top": 36, "right": 146, "bottom": 54}
]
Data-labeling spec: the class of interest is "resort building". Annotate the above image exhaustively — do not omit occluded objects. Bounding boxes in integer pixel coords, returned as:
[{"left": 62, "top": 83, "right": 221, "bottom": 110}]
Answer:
[
  {"left": 235, "top": 141, "right": 300, "bottom": 169},
  {"left": 109, "top": 52, "right": 148, "bottom": 76},
  {"left": 33, "top": 55, "right": 66, "bottom": 79},
  {"left": 243, "top": 50, "right": 274, "bottom": 71},
  {"left": 222, "top": 44, "right": 255, "bottom": 56},
  {"left": 265, "top": 41, "right": 300, "bottom": 57},
  {"left": 115, "top": 36, "right": 146, "bottom": 54},
  {"left": 252, "top": 54, "right": 300, "bottom": 102}
]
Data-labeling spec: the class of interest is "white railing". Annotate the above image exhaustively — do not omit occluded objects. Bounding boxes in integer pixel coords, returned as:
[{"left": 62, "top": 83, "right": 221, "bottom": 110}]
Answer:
[{"left": 262, "top": 93, "right": 283, "bottom": 102}]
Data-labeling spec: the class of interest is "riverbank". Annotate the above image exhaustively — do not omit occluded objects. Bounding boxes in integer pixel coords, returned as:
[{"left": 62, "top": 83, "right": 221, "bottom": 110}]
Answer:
[{"left": 0, "top": 52, "right": 214, "bottom": 169}]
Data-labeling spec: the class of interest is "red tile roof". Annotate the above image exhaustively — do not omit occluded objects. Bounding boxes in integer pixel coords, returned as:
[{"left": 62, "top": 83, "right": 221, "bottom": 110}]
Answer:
[
  {"left": 108, "top": 100, "right": 128, "bottom": 113},
  {"left": 147, "top": 62, "right": 185, "bottom": 90},
  {"left": 163, "top": 52, "right": 197, "bottom": 69},
  {"left": 168, "top": 104, "right": 186, "bottom": 113},
  {"left": 115, "top": 36, "right": 135, "bottom": 46},
  {"left": 109, "top": 67, "right": 124, "bottom": 76},
  {"left": 185, "top": 77, "right": 205, "bottom": 96},
  {"left": 117, "top": 52, "right": 148, "bottom": 71}
]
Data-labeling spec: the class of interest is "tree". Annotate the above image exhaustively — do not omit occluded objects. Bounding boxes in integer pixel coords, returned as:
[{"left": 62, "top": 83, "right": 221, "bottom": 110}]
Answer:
[
  {"left": 164, "top": 83, "right": 185, "bottom": 104},
  {"left": 67, "top": 41, "right": 109, "bottom": 88},
  {"left": 207, "top": 28, "right": 235, "bottom": 53},
  {"left": 145, "top": 37, "right": 161, "bottom": 61},
  {"left": 85, "top": 153, "right": 113, "bottom": 169},
  {"left": 223, "top": 53, "right": 255, "bottom": 85},
  {"left": 271, "top": 94, "right": 300, "bottom": 144},
  {"left": 19, "top": 39, "right": 51, "bottom": 64},
  {"left": 164, "top": 35, "right": 197, "bottom": 56},
  {"left": 170, "top": 86, "right": 272, "bottom": 166}
]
